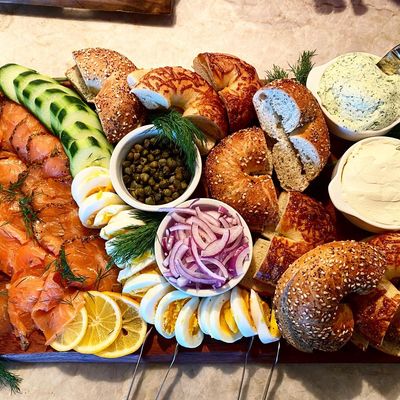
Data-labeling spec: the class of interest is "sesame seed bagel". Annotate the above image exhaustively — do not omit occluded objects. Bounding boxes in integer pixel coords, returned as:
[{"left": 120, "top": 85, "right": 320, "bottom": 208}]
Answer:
[
  {"left": 193, "top": 52, "right": 261, "bottom": 132},
  {"left": 128, "top": 66, "right": 228, "bottom": 154},
  {"left": 205, "top": 127, "right": 279, "bottom": 233},
  {"left": 273, "top": 241, "right": 386, "bottom": 352}
]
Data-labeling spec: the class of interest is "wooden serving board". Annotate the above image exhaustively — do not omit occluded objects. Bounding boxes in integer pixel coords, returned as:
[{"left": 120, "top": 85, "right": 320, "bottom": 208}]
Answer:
[
  {"left": 1, "top": 132, "right": 400, "bottom": 364},
  {"left": 0, "top": 0, "right": 174, "bottom": 14}
]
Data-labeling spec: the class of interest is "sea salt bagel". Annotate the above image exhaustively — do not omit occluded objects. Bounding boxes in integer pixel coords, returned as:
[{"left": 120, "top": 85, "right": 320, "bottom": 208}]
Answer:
[
  {"left": 128, "top": 66, "right": 228, "bottom": 154},
  {"left": 66, "top": 48, "right": 145, "bottom": 143},
  {"left": 193, "top": 52, "right": 261, "bottom": 132},
  {"left": 205, "top": 127, "right": 279, "bottom": 233},
  {"left": 273, "top": 241, "right": 385, "bottom": 352}
]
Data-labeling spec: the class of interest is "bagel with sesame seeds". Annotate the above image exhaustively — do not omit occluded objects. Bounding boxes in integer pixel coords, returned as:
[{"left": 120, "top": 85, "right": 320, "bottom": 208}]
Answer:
[
  {"left": 273, "top": 241, "right": 386, "bottom": 352},
  {"left": 193, "top": 52, "right": 261, "bottom": 132},
  {"left": 253, "top": 79, "right": 330, "bottom": 192},
  {"left": 128, "top": 66, "right": 228, "bottom": 154},
  {"left": 205, "top": 126, "right": 279, "bottom": 233},
  {"left": 66, "top": 48, "right": 145, "bottom": 144}
]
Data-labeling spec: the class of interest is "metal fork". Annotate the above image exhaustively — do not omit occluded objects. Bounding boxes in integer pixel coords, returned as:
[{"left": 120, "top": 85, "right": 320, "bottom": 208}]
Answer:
[{"left": 261, "top": 340, "right": 281, "bottom": 400}]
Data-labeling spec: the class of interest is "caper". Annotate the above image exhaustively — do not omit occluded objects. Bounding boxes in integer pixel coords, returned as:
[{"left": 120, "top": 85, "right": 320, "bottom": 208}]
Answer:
[
  {"left": 150, "top": 137, "right": 157, "bottom": 145},
  {"left": 153, "top": 149, "right": 161, "bottom": 156},
  {"left": 154, "top": 183, "right": 160, "bottom": 191},
  {"left": 127, "top": 152, "right": 135, "bottom": 161},
  {"left": 169, "top": 176, "right": 175, "bottom": 184},
  {"left": 134, "top": 173, "right": 140, "bottom": 182},
  {"left": 176, "top": 166, "right": 184, "bottom": 174},
  {"left": 134, "top": 152, "right": 140, "bottom": 161},
  {"left": 164, "top": 196, "right": 172, "bottom": 203},
  {"left": 175, "top": 172, "right": 183, "bottom": 181},
  {"left": 134, "top": 144, "right": 143, "bottom": 152},
  {"left": 160, "top": 179, "right": 168, "bottom": 189},
  {"left": 167, "top": 158, "right": 177, "bottom": 168},
  {"left": 173, "top": 180, "right": 181, "bottom": 190},
  {"left": 161, "top": 151, "right": 169, "bottom": 159},
  {"left": 143, "top": 139, "right": 150, "bottom": 148},
  {"left": 162, "top": 166, "right": 170, "bottom": 175},
  {"left": 145, "top": 196, "right": 155, "bottom": 205},
  {"left": 124, "top": 167, "right": 131, "bottom": 175},
  {"left": 136, "top": 188, "right": 145, "bottom": 197},
  {"left": 144, "top": 186, "right": 152, "bottom": 196},
  {"left": 136, "top": 164, "right": 143, "bottom": 172},
  {"left": 140, "top": 157, "right": 147, "bottom": 165},
  {"left": 149, "top": 161, "right": 158, "bottom": 169},
  {"left": 123, "top": 175, "right": 130, "bottom": 184},
  {"left": 181, "top": 181, "right": 188, "bottom": 190},
  {"left": 148, "top": 177, "right": 156, "bottom": 186},
  {"left": 140, "top": 173, "right": 149, "bottom": 183},
  {"left": 172, "top": 192, "right": 179, "bottom": 200},
  {"left": 122, "top": 160, "right": 131, "bottom": 168},
  {"left": 143, "top": 165, "right": 151, "bottom": 173},
  {"left": 163, "top": 188, "right": 172, "bottom": 197},
  {"left": 155, "top": 193, "right": 162, "bottom": 202}
]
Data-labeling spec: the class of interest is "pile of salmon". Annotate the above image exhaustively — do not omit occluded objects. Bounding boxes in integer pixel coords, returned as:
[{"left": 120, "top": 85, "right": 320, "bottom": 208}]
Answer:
[{"left": 0, "top": 94, "right": 119, "bottom": 350}]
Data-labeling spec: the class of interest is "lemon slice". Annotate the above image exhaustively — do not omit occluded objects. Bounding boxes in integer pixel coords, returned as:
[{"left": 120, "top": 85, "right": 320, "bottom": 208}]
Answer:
[
  {"left": 50, "top": 307, "right": 88, "bottom": 352},
  {"left": 95, "top": 292, "right": 147, "bottom": 358},
  {"left": 74, "top": 291, "right": 122, "bottom": 354}
]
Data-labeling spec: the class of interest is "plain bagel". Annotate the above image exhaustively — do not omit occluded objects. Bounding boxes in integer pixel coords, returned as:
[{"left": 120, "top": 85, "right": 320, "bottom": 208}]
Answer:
[
  {"left": 273, "top": 241, "right": 386, "bottom": 352},
  {"left": 205, "top": 127, "right": 279, "bottom": 233},
  {"left": 128, "top": 66, "right": 228, "bottom": 154},
  {"left": 253, "top": 79, "right": 330, "bottom": 192},
  {"left": 193, "top": 52, "right": 261, "bottom": 132},
  {"left": 66, "top": 48, "right": 145, "bottom": 144}
]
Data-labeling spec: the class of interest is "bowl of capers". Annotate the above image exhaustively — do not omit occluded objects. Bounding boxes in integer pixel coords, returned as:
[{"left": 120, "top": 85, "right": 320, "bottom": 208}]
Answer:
[{"left": 109, "top": 124, "right": 202, "bottom": 211}]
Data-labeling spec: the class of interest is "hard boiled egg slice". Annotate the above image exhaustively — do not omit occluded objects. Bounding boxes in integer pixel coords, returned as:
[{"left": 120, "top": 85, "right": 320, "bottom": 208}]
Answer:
[
  {"left": 208, "top": 292, "right": 243, "bottom": 343},
  {"left": 117, "top": 252, "right": 156, "bottom": 282},
  {"left": 122, "top": 272, "right": 165, "bottom": 297},
  {"left": 198, "top": 297, "right": 214, "bottom": 336},
  {"left": 92, "top": 204, "right": 130, "bottom": 228},
  {"left": 79, "top": 192, "right": 124, "bottom": 228},
  {"left": 101, "top": 210, "right": 144, "bottom": 240},
  {"left": 175, "top": 297, "right": 204, "bottom": 348},
  {"left": 230, "top": 287, "right": 257, "bottom": 337},
  {"left": 154, "top": 290, "right": 192, "bottom": 339},
  {"left": 139, "top": 282, "right": 174, "bottom": 324},
  {"left": 71, "top": 166, "right": 113, "bottom": 206},
  {"left": 249, "top": 290, "right": 280, "bottom": 344}
]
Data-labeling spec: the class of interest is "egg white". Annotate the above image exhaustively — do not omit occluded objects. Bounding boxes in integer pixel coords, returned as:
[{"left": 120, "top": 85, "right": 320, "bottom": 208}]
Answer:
[
  {"left": 79, "top": 192, "right": 124, "bottom": 228},
  {"left": 117, "top": 252, "right": 156, "bottom": 282},
  {"left": 92, "top": 204, "right": 130, "bottom": 228},
  {"left": 139, "top": 282, "right": 174, "bottom": 324},
  {"left": 208, "top": 292, "right": 243, "bottom": 343},
  {"left": 230, "top": 287, "right": 257, "bottom": 337},
  {"left": 249, "top": 289, "right": 280, "bottom": 344},
  {"left": 122, "top": 272, "right": 165, "bottom": 296},
  {"left": 175, "top": 297, "right": 204, "bottom": 348},
  {"left": 100, "top": 210, "right": 144, "bottom": 240},
  {"left": 154, "top": 290, "right": 192, "bottom": 339},
  {"left": 198, "top": 297, "right": 214, "bottom": 336}
]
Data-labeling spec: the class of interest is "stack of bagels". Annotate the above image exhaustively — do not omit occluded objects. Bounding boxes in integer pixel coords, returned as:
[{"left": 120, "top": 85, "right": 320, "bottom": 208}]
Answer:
[{"left": 65, "top": 48, "right": 400, "bottom": 356}]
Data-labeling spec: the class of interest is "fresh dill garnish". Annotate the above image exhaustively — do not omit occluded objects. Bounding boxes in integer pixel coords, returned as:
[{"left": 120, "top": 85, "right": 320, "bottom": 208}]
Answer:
[
  {"left": 107, "top": 210, "right": 166, "bottom": 266},
  {"left": 265, "top": 64, "right": 289, "bottom": 82},
  {"left": 149, "top": 109, "right": 205, "bottom": 175},
  {"left": 18, "top": 196, "right": 38, "bottom": 237},
  {"left": 0, "top": 361, "right": 22, "bottom": 394},
  {"left": 56, "top": 247, "right": 86, "bottom": 284},
  {"left": 0, "top": 172, "right": 28, "bottom": 201},
  {"left": 264, "top": 50, "right": 317, "bottom": 85},
  {"left": 289, "top": 50, "right": 317, "bottom": 85}
]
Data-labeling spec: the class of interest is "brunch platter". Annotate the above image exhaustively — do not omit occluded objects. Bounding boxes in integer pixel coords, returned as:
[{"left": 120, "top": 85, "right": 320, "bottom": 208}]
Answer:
[{"left": 0, "top": 47, "right": 400, "bottom": 391}]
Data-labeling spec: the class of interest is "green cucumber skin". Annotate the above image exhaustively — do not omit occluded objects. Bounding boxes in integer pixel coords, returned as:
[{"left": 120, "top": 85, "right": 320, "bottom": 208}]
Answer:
[{"left": 0, "top": 64, "right": 112, "bottom": 177}]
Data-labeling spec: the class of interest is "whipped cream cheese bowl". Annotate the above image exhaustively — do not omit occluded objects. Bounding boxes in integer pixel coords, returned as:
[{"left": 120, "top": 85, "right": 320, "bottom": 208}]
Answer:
[
  {"left": 329, "top": 137, "right": 400, "bottom": 233},
  {"left": 307, "top": 52, "right": 400, "bottom": 141}
]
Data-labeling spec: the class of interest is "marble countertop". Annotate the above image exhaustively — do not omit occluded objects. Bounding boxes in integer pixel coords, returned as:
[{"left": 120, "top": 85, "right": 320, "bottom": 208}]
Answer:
[{"left": 1, "top": 0, "right": 400, "bottom": 398}]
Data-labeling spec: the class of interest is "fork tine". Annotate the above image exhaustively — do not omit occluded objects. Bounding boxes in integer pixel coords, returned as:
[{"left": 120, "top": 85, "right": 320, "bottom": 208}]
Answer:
[
  {"left": 125, "top": 327, "right": 153, "bottom": 400},
  {"left": 261, "top": 340, "right": 281, "bottom": 400},
  {"left": 154, "top": 343, "right": 180, "bottom": 400},
  {"left": 236, "top": 336, "right": 255, "bottom": 400}
]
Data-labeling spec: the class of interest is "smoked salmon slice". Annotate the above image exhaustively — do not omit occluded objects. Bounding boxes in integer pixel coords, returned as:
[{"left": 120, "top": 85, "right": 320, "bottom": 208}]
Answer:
[
  {"left": 31, "top": 271, "right": 85, "bottom": 345},
  {"left": 26, "top": 132, "right": 63, "bottom": 163},
  {"left": 0, "top": 101, "right": 30, "bottom": 151},
  {"left": 63, "top": 236, "right": 120, "bottom": 292},
  {"left": 0, "top": 235, "right": 23, "bottom": 276},
  {"left": 7, "top": 274, "right": 45, "bottom": 349},
  {"left": 0, "top": 152, "right": 27, "bottom": 187},
  {"left": 10, "top": 115, "right": 46, "bottom": 161},
  {"left": 33, "top": 203, "right": 92, "bottom": 256},
  {"left": 41, "top": 154, "right": 70, "bottom": 179}
]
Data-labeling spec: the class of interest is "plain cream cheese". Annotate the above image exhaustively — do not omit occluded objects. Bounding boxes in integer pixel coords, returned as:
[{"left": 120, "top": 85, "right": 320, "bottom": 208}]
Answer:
[{"left": 341, "top": 139, "right": 400, "bottom": 226}]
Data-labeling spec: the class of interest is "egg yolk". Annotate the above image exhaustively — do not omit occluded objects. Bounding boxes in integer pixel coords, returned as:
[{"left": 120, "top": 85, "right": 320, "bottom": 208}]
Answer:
[
  {"left": 221, "top": 301, "right": 238, "bottom": 334},
  {"left": 242, "top": 289, "right": 257, "bottom": 330},
  {"left": 189, "top": 312, "right": 200, "bottom": 336},
  {"left": 163, "top": 299, "right": 190, "bottom": 335},
  {"left": 260, "top": 299, "right": 271, "bottom": 326},
  {"left": 269, "top": 309, "right": 280, "bottom": 337}
]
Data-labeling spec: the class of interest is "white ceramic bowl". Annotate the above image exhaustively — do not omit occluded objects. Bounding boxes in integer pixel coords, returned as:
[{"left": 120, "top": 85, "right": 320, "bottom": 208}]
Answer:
[
  {"left": 328, "top": 136, "right": 400, "bottom": 233},
  {"left": 109, "top": 124, "right": 202, "bottom": 212},
  {"left": 306, "top": 53, "right": 400, "bottom": 141},
  {"left": 154, "top": 198, "right": 253, "bottom": 297}
]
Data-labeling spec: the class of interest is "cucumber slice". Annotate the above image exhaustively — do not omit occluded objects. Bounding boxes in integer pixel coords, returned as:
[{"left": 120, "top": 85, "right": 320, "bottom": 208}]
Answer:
[
  {"left": 69, "top": 145, "right": 111, "bottom": 177},
  {"left": 0, "top": 64, "right": 33, "bottom": 102}
]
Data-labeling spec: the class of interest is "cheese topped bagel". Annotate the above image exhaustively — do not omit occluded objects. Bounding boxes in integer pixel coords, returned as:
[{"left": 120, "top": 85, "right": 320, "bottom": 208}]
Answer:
[
  {"left": 128, "top": 66, "right": 228, "bottom": 153},
  {"left": 193, "top": 52, "right": 261, "bottom": 132}
]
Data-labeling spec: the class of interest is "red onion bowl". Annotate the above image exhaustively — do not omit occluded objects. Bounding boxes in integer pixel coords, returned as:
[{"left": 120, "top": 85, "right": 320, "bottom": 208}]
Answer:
[{"left": 154, "top": 198, "right": 253, "bottom": 297}]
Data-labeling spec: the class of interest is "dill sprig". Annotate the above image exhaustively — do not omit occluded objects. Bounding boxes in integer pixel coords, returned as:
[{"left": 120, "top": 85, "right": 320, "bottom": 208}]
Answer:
[
  {"left": 18, "top": 196, "right": 38, "bottom": 237},
  {"left": 149, "top": 109, "right": 205, "bottom": 175},
  {"left": 56, "top": 247, "right": 86, "bottom": 284},
  {"left": 107, "top": 210, "right": 166, "bottom": 266},
  {"left": 0, "top": 172, "right": 27, "bottom": 201},
  {"left": 265, "top": 65, "right": 289, "bottom": 82},
  {"left": 0, "top": 361, "right": 22, "bottom": 394},
  {"left": 265, "top": 50, "right": 317, "bottom": 85},
  {"left": 289, "top": 50, "right": 317, "bottom": 85}
]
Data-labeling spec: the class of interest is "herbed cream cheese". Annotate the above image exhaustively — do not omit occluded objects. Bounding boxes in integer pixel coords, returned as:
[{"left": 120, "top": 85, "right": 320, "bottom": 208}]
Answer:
[
  {"left": 341, "top": 139, "right": 400, "bottom": 226},
  {"left": 318, "top": 52, "right": 400, "bottom": 131}
]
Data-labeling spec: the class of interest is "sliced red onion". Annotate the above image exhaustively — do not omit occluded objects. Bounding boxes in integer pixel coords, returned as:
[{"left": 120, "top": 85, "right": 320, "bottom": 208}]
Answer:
[
  {"left": 218, "top": 206, "right": 229, "bottom": 215},
  {"left": 191, "top": 223, "right": 208, "bottom": 250},
  {"left": 206, "top": 210, "right": 222, "bottom": 219},
  {"left": 169, "top": 224, "right": 191, "bottom": 232},
  {"left": 234, "top": 245, "right": 249, "bottom": 275},
  {"left": 168, "top": 240, "right": 184, "bottom": 277},
  {"left": 177, "top": 229, "right": 186, "bottom": 241},
  {"left": 176, "top": 259, "right": 219, "bottom": 284},
  {"left": 201, "top": 230, "right": 230, "bottom": 257},
  {"left": 195, "top": 206, "right": 221, "bottom": 227},
  {"left": 176, "top": 277, "right": 189, "bottom": 287},
  {"left": 225, "top": 232, "right": 244, "bottom": 254},
  {"left": 219, "top": 217, "right": 229, "bottom": 229},
  {"left": 228, "top": 245, "right": 249, "bottom": 276},
  {"left": 186, "top": 216, "right": 217, "bottom": 241},
  {"left": 201, "top": 257, "right": 229, "bottom": 278},
  {"left": 171, "top": 212, "right": 186, "bottom": 223}
]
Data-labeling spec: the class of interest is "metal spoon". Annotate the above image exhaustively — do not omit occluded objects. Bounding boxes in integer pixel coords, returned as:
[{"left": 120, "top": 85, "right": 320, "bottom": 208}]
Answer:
[{"left": 377, "top": 44, "right": 400, "bottom": 75}]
